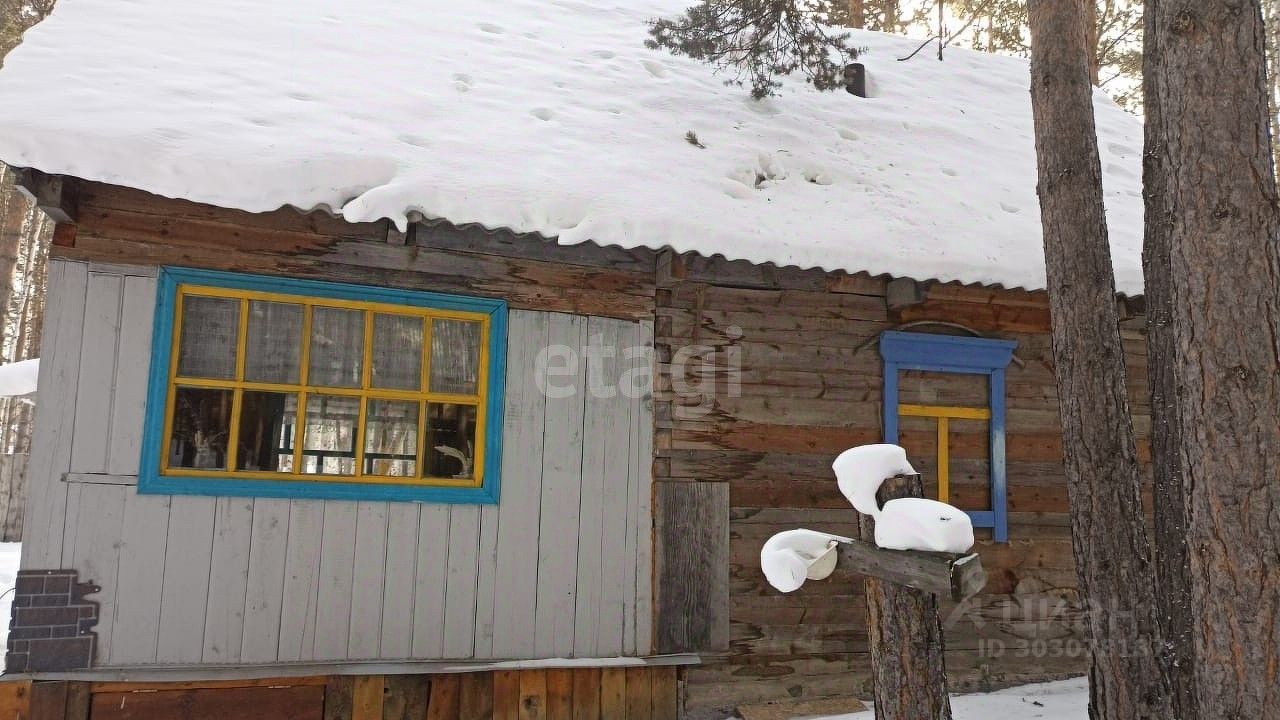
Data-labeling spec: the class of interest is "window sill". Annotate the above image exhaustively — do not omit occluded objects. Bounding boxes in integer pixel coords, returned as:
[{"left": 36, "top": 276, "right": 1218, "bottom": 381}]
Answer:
[{"left": 137, "top": 473, "right": 500, "bottom": 504}]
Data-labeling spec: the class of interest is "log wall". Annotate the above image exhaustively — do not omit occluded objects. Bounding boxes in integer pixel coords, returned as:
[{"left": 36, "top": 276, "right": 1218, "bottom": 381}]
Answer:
[{"left": 652, "top": 254, "right": 1149, "bottom": 718}]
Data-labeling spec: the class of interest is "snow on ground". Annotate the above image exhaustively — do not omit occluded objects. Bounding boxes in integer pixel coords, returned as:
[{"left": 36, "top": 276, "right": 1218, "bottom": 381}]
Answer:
[
  {"left": 0, "top": 0, "right": 1145, "bottom": 294},
  {"left": 0, "top": 543, "right": 21, "bottom": 669},
  {"left": 765, "top": 677, "right": 1090, "bottom": 720}
]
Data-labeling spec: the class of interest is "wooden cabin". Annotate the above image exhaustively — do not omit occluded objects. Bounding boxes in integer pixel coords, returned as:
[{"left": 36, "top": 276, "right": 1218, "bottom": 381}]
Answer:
[{"left": 0, "top": 2, "right": 1149, "bottom": 718}]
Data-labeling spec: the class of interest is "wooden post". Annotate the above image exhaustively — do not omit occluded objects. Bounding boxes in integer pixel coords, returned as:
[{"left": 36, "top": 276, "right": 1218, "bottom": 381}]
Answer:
[{"left": 859, "top": 474, "right": 953, "bottom": 720}]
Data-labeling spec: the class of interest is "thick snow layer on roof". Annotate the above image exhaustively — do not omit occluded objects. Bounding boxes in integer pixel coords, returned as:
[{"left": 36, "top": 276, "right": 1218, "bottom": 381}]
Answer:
[{"left": 0, "top": 0, "right": 1145, "bottom": 293}]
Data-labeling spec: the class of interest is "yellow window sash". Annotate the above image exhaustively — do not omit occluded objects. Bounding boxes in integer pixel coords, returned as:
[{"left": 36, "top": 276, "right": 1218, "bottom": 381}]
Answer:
[
  {"left": 898, "top": 404, "right": 991, "bottom": 504},
  {"left": 164, "top": 284, "right": 489, "bottom": 487}
]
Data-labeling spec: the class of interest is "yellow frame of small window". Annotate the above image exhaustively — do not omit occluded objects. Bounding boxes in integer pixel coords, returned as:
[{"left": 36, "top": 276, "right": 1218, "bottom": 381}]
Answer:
[{"left": 160, "top": 283, "right": 491, "bottom": 488}]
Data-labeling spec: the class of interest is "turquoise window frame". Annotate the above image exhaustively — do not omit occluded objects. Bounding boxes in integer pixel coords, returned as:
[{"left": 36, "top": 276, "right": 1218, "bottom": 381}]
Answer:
[
  {"left": 880, "top": 330, "right": 1016, "bottom": 542},
  {"left": 139, "top": 267, "right": 507, "bottom": 504}
]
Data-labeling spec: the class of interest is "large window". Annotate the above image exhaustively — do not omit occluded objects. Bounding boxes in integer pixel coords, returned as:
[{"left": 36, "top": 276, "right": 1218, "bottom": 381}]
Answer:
[{"left": 140, "top": 268, "right": 507, "bottom": 503}]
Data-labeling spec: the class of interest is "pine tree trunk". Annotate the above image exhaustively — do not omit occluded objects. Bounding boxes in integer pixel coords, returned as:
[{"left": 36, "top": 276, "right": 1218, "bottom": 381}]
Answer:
[
  {"left": 1148, "top": 1, "right": 1280, "bottom": 716},
  {"left": 1139, "top": 5, "right": 1196, "bottom": 717},
  {"left": 880, "top": 0, "right": 899, "bottom": 33},
  {"left": 1025, "top": 1, "right": 1173, "bottom": 718},
  {"left": 858, "top": 474, "right": 952, "bottom": 720},
  {"left": 850, "top": 0, "right": 866, "bottom": 28}
]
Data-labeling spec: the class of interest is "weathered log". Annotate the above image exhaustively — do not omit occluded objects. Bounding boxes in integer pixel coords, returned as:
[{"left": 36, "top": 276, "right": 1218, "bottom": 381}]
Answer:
[
  {"left": 859, "top": 474, "right": 952, "bottom": 720},
  {"left": 835, "top": 539, "right": 984, "bottom": 603}
]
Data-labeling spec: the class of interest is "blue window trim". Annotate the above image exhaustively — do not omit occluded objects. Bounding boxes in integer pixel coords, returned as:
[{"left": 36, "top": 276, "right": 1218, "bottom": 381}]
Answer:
[
  {"left": 139, "top": 266, "right": 508, "bottom": 504},
  {"left": 879, "top": 331, "right": 1016, "bottom": 542}
]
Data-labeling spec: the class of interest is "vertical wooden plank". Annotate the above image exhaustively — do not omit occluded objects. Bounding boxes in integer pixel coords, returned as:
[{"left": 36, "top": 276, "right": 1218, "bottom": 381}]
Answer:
[
  {"left": 379, "top": 503, "right": 420, "bottom": 659},
  {"left": 599, "top": 669, "right": 625, "bottom": 720},
  {"left": 425, "top": 674, "right": 460, "bottom": 720},
  {"left": 518, "top": 670, "right": 548, "bottom": 720},
  {"left": 595, "top": 320, "right": 633, "bottom": 657},
  {"left": 67, "top": 483, "right": 126, "bottom": 660},
  {"left": 571, "top": 669, "right": 601, "bottom": 720},
  {"left": 156, "top": 496, "right": 216, "bottom": 663},
  {"left": 410, "top": 505, "right": 450, "bottom": 658},
  {"left": 352, "top": 676, "right": 384, "bottom": 720},
  {"left": 106, "top": 274, "right": 156, "bottom": 476},
  {"left": 348, "top": 502, "right": 389, "bottom": 659},
  {"left": 443, "top": 506, "right": 480, "bottom": 658},
  {"left": 314, "top": 501, "right": 358, "bottom": 660},
  {"left": 68, "top": 271, "right": 122, "bottom": 474},
  {"left": 545, "top": 670, "right": 574, "bottom": 720},
  {"left": 572, "top": 319, "right": 607, "bottom": 659},
  {"left": 323, "top": 676, "right": 354, "bottom": 720},
  {"left": 650, "top": 668, "right": 678, "bottom": 720},
  {"left": 458, "top": 672, "right": 494, "bottom": 720},
  {"left": 64, "top": 681, "right": 91, "bottom": 720},
  {"left": 201, "top": 496, "right": 255, "bottom": 663},
  {"left": 0, "top": 680, "right": 31, "bottom": 719},
  {"left": 240, "top": 498, "right": 292, "bottom": 663},
  {"left": 630, "top": 321, "right": 655, "bottom": 655},
  {"left": 27, "top": 681, "right": 67, "bottom": 720},
  {"left": 384, "top": 675, "right": 431, "bottom": 720},
  {"left": 23, "top": 260, "right": 87, "bottom": 568},
  {"left": 624, "top": 668, "right": 651, "bottom": 720},
  {"left": 278, "top": 499, "right": 325, "bottom": 662},
  {"left": 990, "top": 367, "right": 1009, "bottom": 543},
  {"left": 493, "top": 670, "right": 522, "bottom": 720},
  {"left": 108, "top": 493, "right": 171, "bottom": 664},
  {"left": 536, "top": 314, "right": 587, "bottom": 658},
  {"left": 491, "top": 311, "right": 548, "bottom": 659},
  {"left": 471, "top": 503, "right": 500, "bottom": 658},
  {"left": 654, "top": 482, "right": 729, "bottom": 653}
]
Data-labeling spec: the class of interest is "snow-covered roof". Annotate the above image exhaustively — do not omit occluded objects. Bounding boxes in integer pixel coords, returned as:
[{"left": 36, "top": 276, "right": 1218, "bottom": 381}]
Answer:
[{"left": 0, "top": 0, "right": 1145, "bottom": 294}]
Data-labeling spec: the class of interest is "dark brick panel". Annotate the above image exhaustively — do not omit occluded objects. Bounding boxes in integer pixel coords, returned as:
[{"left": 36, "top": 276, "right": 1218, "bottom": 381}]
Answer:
[{"left": 6, "top": 570, "right": 100, "bottom": 672}]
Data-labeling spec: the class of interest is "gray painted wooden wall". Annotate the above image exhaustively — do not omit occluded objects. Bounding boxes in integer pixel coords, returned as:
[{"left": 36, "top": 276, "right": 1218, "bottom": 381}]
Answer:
[{"left": 21, "top": 259, "right": 654, "bottom": 667}]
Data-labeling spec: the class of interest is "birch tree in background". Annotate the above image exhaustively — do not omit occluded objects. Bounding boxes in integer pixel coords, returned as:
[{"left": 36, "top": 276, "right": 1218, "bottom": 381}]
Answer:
[{"left": 0, "top": 1, "right": 56, "bottom": 459}]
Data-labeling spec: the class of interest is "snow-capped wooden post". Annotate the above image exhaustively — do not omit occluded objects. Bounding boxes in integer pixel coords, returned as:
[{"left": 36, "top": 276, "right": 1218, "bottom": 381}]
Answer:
[{"left": 858, "top": 473, "right": 954, "bottom": 720}]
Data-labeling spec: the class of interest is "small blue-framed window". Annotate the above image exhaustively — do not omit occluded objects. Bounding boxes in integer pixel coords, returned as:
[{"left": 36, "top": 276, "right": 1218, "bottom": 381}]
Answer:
[
  {"left": 880, "top": 331, "right": 1016, "bottom": 542},
  {"left": 139, "top": 267, "right": 507, "bottom": 504}
]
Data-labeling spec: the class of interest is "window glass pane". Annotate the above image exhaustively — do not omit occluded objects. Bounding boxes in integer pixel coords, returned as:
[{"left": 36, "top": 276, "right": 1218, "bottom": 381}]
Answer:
[
  {"left": 245, "top": 301, "right": 303, "bottom": 384},
  {"left": 236, "top": 391, "right": 297, "bottom": 472},
  {"left": 177, "top": 295, "right": 239, "bottom": 379},
  {"left": 430, "top": 319, "right": 482, "bottom": 395},
  {"left": 302, "top": 394, "right": 359, "bottom": 475},
  {"left": 372, "top": 314, "right": 423, "bottom": 391},
  {"left": 168, "top": 387, "right": 233, "bottom": 470},
  {"left": 364, "top": 400, "right": 419, "bottom": 476},
  {"left": 424, "top": 403, "right": 477, "bottom": 479},
  {"left": 309, "top": 307, "right": 364, "bottom": 388}
]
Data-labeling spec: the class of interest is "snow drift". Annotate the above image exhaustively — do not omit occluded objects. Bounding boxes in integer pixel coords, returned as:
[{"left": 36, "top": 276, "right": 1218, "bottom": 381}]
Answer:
[{"left": 0, "top": 0, "right": 1145, "bottom": 293}]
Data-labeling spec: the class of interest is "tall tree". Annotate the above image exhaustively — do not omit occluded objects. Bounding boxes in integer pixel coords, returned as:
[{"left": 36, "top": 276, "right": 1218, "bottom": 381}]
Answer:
[
  {"left": 1024, "top": 1, "right": 1173, "bottom": 718},
  {"left": 1147, "top": 0, "right": 1280, "bottom": 716},
  {"left": 1139, "top": 3, "right": 1195, "bottom": 717}
]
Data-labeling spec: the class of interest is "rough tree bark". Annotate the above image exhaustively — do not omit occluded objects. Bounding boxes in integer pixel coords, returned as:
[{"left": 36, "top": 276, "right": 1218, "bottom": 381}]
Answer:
[
  {"left": 849, "top": 0, "right": 865, "bottom": 28},
  {"left": 858, "top": 474, "right": 952, "bottom": 720},
  {"left": 1139, "top": 3, "right": 1196, "bottom": 718},
  {"left": 1147, "top": 1, "right": 1280, "bottom": 717},
  {"left": 1025, "top": 1, "right": 1173, "bottom": 718}
]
